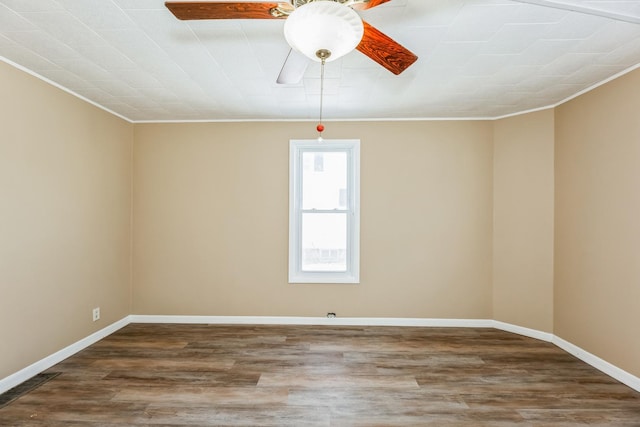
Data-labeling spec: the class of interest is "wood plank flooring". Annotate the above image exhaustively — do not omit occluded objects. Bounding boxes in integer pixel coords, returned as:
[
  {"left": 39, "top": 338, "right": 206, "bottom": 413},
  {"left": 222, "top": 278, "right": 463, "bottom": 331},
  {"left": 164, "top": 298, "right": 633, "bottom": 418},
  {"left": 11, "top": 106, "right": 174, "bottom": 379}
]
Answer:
[{"left": 1, "top": 324, "right": 639, "bottom": 426}]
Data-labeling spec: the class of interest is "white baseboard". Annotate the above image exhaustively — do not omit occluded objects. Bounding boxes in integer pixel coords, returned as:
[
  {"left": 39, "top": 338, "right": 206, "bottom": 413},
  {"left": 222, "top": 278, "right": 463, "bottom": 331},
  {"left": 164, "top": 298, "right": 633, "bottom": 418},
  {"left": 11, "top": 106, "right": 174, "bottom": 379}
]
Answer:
[
  {"left": 492, "top": 320, "right": 554, "bottom": 342},
  {"left": 552, "top": 335, "right": 640, "bottom": 392},
  {"left": 0, "top": 316, "right": 130, "bottom": 395},
  {"left": 129, "top": 315, "right": 494, "bottom": 328},
  {"left": 2, "top": 315, "right": 638, "bottom": 395}
]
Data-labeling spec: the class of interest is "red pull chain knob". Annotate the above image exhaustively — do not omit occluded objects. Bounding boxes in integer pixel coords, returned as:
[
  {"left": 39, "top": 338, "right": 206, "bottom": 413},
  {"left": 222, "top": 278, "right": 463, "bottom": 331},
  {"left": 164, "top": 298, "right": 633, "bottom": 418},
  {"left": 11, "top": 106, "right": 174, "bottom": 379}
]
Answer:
[{"left": 316, "top": 123, "right": 325, "bottom": 133}]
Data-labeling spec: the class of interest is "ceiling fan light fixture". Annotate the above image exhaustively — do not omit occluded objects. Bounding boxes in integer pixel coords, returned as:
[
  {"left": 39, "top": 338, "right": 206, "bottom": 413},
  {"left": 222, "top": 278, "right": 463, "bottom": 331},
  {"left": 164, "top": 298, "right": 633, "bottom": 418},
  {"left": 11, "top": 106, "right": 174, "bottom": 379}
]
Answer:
[{"left": 284, "top": 1, "right": 364, "bottom": 62}]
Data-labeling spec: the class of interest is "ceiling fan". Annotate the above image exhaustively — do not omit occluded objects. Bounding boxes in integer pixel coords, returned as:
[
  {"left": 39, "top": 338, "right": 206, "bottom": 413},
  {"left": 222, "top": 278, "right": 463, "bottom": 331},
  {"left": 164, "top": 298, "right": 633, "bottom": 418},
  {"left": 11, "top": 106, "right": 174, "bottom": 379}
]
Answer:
[{"left": 165, "top": 0, "right": 418, "bottom": 84}]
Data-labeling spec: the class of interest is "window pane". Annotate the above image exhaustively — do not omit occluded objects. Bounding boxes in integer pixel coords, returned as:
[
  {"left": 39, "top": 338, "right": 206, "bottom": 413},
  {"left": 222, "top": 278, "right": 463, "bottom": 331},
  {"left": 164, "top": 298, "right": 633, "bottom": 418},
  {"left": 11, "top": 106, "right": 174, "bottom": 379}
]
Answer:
[
  {"left": 301, "top": 213, "right": 347, "bottom": 272},
  {"left": 302, "top": 151, "right": 347, "bottom": 210}
]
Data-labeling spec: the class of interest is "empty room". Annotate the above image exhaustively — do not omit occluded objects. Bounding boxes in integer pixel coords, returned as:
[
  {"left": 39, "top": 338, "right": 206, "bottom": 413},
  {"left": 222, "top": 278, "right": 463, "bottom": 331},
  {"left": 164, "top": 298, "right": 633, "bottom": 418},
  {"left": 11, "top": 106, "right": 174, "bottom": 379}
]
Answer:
[{"left": 1, "top": 0, "right": 639, "bottom": 425}]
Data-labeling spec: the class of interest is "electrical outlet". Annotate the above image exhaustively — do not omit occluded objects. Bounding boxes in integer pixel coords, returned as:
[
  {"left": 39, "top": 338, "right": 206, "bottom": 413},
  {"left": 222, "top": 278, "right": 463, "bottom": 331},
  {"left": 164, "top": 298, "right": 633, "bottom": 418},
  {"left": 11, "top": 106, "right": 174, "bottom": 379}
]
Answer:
[{"left": 92, "top": 307, "right": 100, "bottom": 322}]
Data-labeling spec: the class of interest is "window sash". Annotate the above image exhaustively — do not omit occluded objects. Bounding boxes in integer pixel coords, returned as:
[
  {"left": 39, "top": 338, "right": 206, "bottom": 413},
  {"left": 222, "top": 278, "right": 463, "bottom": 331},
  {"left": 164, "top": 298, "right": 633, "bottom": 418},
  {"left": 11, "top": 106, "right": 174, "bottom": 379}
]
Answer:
[
  {"left": 289, "top": 139, "right": 360, "bottom": 284},
  {"left": 301, "top": 212, "right": 348, "bottom": 273}
]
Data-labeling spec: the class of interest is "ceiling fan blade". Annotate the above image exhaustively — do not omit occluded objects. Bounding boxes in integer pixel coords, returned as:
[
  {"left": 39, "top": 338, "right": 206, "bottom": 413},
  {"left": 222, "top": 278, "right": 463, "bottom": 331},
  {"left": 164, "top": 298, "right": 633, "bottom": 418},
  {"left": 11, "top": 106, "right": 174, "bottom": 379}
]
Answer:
[
  {"left": 277, "top": 49, "right": 309, "bottom": 84},
  {"left": 350, "top": 0, "right": 392, "bottom": 11},
  {"left": 165, "top": 2, "right": 289, "bottom": 20},
  {"left": 356, "top": 21, "right": 418, "bottom": 75}
]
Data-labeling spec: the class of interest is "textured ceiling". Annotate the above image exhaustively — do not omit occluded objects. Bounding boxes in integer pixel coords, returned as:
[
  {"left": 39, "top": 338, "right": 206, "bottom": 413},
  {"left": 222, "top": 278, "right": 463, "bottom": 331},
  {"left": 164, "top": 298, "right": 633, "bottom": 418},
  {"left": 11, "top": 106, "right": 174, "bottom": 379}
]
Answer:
[{"left": 1, "top": 0, "right": 640, "bottom": 122}]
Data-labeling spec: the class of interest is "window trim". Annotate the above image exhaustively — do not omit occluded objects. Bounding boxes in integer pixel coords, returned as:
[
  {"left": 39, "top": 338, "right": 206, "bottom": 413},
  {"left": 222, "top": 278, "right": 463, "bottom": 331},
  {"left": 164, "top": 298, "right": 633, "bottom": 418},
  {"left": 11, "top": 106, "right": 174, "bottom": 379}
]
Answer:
[{"left": 289, "top": 139, "right": 360, "bottom": 284}]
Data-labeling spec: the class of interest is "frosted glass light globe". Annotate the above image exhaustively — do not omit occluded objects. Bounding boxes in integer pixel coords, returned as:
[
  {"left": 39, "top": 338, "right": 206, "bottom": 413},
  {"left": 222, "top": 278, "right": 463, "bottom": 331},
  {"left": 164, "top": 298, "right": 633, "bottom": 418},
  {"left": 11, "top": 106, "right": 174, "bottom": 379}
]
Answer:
[{"left": 284, "top": 1, "right": 364, "bottom": 62}]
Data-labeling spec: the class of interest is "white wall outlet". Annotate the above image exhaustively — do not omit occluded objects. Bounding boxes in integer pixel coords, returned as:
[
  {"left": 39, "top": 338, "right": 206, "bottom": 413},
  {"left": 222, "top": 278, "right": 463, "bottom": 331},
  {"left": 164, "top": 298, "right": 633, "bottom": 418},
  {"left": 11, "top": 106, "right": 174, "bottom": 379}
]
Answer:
[{"left": 92, "top": 307, "right": 100, "bottom": 322}]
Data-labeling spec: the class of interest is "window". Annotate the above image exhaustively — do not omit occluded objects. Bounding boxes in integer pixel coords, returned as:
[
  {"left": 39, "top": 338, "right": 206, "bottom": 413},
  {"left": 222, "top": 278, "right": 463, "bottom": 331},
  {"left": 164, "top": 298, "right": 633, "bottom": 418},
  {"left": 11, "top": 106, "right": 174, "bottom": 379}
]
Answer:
[{"left": 289, "top": 139, "right": 360, "bottom": 283}]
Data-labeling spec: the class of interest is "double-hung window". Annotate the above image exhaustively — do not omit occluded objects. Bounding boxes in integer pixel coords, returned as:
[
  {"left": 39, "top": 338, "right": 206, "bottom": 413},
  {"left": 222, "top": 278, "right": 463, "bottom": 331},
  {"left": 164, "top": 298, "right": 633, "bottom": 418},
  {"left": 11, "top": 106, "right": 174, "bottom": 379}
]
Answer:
[{"left": 289, "top": 139, "right": 360, "bottom": 283}]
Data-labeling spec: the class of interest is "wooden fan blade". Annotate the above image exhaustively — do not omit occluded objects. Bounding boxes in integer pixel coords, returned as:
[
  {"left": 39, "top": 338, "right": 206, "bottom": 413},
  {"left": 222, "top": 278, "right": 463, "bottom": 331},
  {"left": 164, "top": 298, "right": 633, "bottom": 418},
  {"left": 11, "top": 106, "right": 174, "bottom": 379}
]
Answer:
[
  {"left": 350, "top": 0, "right": 392, "bottom": 11},
  {"left": 277, "top": 49, "right": 309, "bottom": 84},
  {"left": 356, "top": 21, "right": 418, "bottom": 75},
  {"left": 165, "top": 2, "right": 289, "bottom": 20}
]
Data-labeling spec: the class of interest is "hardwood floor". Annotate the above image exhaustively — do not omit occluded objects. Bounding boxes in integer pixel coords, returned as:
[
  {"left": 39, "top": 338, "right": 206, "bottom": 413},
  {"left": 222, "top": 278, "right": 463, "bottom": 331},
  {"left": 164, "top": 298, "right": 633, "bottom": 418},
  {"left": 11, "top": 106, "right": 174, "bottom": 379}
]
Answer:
[{"left": 1, "top": 324, "right": 639, "bottom": 426}]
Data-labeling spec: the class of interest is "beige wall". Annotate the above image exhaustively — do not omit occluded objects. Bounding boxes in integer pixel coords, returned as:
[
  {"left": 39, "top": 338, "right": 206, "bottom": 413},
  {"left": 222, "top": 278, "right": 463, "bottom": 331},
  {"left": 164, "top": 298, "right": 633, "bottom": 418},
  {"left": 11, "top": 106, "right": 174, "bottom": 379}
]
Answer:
[
  {"left": 493, "top": 110, "right": 555, "bottom": 332},
  {"left": 133, "top": 121, "right": 494, "bottom": 318},
  {"left": 0, "top": 62, "right": 133, "bottom": 379},
  {"left": 4, "top": 56, "right": 640, "bottom": 383},
  {"left": 555, "top": 69, "right": 640, "bottom": 377}
]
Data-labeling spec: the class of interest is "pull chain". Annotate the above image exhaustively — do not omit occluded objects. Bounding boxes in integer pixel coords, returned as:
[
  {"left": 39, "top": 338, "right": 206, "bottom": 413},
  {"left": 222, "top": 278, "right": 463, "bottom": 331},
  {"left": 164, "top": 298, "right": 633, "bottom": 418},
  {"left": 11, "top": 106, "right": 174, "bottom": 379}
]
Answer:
[
  {"left": 318, "top": 56, "right": 325, "bottom": 133},
  {"left": 315, "top": 49, "right": 331, "bottom": 139}
]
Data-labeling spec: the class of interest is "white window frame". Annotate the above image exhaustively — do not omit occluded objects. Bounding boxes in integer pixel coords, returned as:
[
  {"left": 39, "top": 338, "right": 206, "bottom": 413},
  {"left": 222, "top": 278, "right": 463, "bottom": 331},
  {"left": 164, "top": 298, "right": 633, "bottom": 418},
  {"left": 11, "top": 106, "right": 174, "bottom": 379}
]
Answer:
[{"left": 289, "top": 139, "right": 360, "bottom": 284}]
